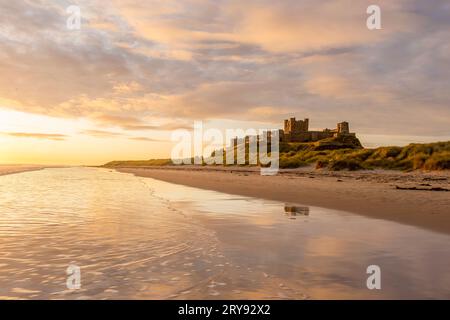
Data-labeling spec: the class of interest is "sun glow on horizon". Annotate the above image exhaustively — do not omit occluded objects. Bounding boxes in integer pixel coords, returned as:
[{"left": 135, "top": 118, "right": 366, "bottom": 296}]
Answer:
[
  {"left": 2, "top": 109, "right": 450, "bottom": 166},
  {"left": 0, "top": 109, "right": 173, "bottom": 165}
]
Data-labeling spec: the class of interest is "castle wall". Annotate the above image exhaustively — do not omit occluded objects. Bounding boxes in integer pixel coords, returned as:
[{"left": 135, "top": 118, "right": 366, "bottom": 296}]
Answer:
[
  {"left": 237, "top": 118, "right": 355, "bottom": 144},
  {"left": 283, "top": 131, "right": 335, "bottom": 142}
]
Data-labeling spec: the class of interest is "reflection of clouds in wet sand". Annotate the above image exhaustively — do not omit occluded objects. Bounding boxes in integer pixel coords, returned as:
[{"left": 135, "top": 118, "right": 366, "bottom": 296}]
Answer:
[
  {"left": 304, "top": 236, "right": 347, "bottom": 258},
  {"left": 159, "top": 186, "right": 450, "bottom": 299},
  {"left": 0, "top": 168, "right": 449, "bottom": 299},
  {"left": 0, "top": 168, "right": 224, "bottom": 299}
]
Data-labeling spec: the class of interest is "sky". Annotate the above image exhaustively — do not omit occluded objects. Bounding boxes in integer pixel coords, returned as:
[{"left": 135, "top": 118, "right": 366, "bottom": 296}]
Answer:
[{"left": 1, "top": 0, "right": 449, "bottom": 165}]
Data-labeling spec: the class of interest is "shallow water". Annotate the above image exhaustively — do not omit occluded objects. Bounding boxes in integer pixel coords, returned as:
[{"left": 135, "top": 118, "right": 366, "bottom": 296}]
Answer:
[{"left": 0, "top": 167, "right": 449, "bottom": 299}]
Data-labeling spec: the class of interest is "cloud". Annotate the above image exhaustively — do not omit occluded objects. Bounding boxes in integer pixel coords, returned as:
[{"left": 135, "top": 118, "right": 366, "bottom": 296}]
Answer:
[
  {"left": 2, "top": 132, "right": 68, "bottom": 141},
  {"left": 80, "top": 129, "right": 123, "bottom": 138},
  {"left": 90, "top": 113, "right": 192, "bottom": 131},
  {"left": 0, "top": 0, "right": 449, "bottom": 137},
  {"left": 122, "top": 123, "right": 193, "bottom": 131},
  {"left": 128, "top": 136, "right": 166, "bottom": 142},
  {"left": 80, "top": 129, "right": 168, "bottom": 142}
]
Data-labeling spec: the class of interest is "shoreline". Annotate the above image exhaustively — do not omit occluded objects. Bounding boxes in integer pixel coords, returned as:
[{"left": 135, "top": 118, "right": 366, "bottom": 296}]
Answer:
[
  {"left": 0, "top": 165, "right": 47, "bottom": 177},
  {"left": 116, "top": 166, "right": 450, "bottom": 235}
]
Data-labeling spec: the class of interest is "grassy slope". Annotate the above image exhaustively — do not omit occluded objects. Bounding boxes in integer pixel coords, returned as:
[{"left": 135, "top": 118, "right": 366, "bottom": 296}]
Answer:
[
  {"left": 280, "top": 140, "right": 450, "bottom": 171},
  {"left": 104, "top": 159, "right": 173, "bottom": 167},
  {"left": 103, "top": 138, "right": 450, "bottom": 171}
]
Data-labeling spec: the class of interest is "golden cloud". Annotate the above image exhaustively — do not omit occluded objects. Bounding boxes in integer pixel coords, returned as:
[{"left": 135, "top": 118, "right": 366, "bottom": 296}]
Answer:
[{"left": 2, "top": 132, "right": 68, "bottom": 141}]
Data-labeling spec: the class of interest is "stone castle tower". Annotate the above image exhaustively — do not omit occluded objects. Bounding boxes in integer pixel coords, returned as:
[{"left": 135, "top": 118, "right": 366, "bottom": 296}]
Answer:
[
  {"left": 284, "top": 118, "right": 309, "bottom": 134},
  {"left": 337, "top": 121, "right": 350, "bottom": 134}
]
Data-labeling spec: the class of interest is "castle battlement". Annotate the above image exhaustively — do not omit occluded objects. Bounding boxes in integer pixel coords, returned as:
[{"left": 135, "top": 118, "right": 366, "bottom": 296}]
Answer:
[{"left": 281, "top": 117, "right": 355, "bottom": 142}]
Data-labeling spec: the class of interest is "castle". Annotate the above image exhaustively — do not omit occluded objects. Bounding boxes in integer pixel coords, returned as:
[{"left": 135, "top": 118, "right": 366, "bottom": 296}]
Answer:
[
  {"left": 230, "top": 117, "right": 357, "bottom": 146},
  {"left": 280, "top": 117, "right": 355, "bottom": 142}
]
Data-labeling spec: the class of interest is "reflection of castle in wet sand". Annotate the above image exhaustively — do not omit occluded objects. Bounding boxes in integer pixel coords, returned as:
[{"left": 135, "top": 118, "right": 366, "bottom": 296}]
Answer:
[{"left": 284, "top": 205, "right": 310, "bottom": 217}]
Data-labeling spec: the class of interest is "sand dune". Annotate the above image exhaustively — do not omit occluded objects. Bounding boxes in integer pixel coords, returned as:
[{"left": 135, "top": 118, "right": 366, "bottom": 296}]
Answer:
[{"left": 117, "top": 166, "right": 450, "bottom": 235}]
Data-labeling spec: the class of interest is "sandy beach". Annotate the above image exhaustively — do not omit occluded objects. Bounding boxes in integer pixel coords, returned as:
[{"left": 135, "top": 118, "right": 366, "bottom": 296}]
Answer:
[
  {"left": 117, "top": 166, "right": 450, "bottom": 235},
  {"left": 1, "top": 167, "right": 449, "bottom": 299},
  {"left": 0, "top": 165, "right": 46, "bottom": 177}
]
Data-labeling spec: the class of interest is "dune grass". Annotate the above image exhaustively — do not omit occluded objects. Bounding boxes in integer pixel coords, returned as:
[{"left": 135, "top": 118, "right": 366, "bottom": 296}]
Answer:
[
  {"left": 103, "top": 140, "right": 450, "bottom": 171},
  {"left": 103, "top": 159, "right": 173, "bottom": 167},
  {"left": 279, "top": 141, "right": 450, "bottom": 171}
]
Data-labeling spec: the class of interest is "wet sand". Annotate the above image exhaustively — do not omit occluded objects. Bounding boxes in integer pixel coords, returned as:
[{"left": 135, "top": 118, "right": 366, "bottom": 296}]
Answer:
[
  {"left": 0, "top": 165, "right": 46, "bottom": 176},
  {"left": 117, "top": 166, "right": 450, "bottom": 235},
  {"left": 1, "top": 167, "right": 449, "bottom": 299}
]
